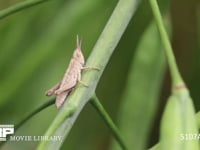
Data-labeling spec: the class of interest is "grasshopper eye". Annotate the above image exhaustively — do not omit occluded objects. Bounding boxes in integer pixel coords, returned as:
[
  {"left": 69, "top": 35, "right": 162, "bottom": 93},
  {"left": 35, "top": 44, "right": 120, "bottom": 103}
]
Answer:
[
  {"left": 74, "top": 50, "right": 82, "bottom": 58},
  {"left": 76, "top": 53, "right": 81, "bottom": 57}
]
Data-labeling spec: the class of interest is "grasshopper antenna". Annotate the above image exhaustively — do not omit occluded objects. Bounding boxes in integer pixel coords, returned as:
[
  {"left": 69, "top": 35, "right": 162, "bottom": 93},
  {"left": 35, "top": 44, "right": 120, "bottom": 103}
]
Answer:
[{"left": 76, "top": 35, "right": 81, "bottom": 49}]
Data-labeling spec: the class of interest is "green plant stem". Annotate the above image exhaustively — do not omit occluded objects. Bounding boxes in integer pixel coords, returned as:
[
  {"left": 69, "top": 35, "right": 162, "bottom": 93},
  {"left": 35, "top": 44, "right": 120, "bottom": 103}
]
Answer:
[
  {"left": 148, "top": 0, "right": 183, "bottom": 86},
  {"left": 37, "top": 0, "right": 140, "bottom": 149},
  {"left": 0, "top": 98, "right": 55, "bottom": 147},
  {"left": 90, "top": 95, "right": 127, "bottom": 150},
  {"left": 0, "top": 0, "right": 50, "bottom": 20}
]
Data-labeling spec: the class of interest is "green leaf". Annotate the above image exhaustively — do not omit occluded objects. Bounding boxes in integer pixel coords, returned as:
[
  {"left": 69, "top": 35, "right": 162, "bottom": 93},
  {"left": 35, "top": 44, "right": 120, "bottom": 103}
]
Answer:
[{"left": 109, "top": 22, "right": 165, "bottom": 150}]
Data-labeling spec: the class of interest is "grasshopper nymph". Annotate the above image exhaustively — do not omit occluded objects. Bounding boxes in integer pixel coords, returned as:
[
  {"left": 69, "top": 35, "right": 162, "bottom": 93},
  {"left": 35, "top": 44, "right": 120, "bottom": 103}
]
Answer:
[{"left": 45, "top": 36, "right": 99, "bottom": 108}]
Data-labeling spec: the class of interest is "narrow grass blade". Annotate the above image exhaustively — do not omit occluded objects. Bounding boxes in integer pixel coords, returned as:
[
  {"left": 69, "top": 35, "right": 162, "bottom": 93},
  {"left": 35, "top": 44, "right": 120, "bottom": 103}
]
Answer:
[{"left": 0, "top": 0, "right": 50, "bottom": 20}]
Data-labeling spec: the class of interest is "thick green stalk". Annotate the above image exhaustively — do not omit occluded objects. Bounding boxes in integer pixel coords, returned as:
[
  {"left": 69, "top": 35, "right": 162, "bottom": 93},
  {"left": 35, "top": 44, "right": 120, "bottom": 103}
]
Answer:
[
  {"left": 148, "top": 0, "right": 183, "bottom": 86},
  {"left": 0, "top": 0, "right": 50, "bottom": 20},
  {"left": 37, "top": 0, "right": 140, "bottom": 149},
  {"left": 90, "top": 95, "right": 127, "bottom": 150}
]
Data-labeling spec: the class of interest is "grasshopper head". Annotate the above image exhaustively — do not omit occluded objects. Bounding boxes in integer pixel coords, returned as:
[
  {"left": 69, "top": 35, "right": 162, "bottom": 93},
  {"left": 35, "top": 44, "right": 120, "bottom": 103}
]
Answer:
[{"left": 73, "top": 35, "right": 85, "bottom": 65}]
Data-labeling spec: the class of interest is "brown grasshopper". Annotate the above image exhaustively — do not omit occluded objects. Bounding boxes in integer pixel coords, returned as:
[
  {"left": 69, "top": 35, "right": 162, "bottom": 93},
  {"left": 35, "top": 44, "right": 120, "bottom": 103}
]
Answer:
[{"left": 45, "top": 36, "right": 99, "bottom": 108}]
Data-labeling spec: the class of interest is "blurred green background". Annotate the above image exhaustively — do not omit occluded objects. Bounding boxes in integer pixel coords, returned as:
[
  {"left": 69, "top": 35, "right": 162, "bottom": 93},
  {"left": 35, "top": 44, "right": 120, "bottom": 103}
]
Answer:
[{"left": 0, "top": 0, "right": 199, "bottom": 149}]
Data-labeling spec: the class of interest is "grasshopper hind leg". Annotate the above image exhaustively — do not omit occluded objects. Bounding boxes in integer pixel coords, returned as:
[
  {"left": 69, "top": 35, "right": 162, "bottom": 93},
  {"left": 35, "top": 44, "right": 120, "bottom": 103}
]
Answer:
[{"left": 45, "top": 81, "right": 61, "bottom": 96}]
